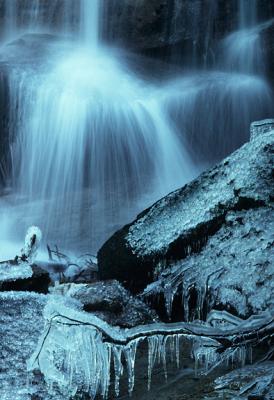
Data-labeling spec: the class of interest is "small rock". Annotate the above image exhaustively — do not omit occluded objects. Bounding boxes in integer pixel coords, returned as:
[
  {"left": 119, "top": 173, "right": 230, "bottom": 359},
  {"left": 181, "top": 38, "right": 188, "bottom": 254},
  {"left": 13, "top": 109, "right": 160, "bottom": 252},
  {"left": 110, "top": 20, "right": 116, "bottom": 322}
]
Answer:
[{"left": 51, "top": 280, "right": 159, "bottom": 327}]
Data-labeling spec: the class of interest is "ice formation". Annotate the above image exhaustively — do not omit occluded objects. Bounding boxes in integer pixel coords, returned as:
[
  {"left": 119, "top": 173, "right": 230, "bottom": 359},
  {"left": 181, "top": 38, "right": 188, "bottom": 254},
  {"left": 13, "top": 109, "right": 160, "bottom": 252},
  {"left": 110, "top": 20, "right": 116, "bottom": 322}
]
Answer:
[
  {"left": 28, "top": 297, "right": 273, "bottom": 399},
  {"left": 21, "top": 226, "right": 42, "bottom": 263}
]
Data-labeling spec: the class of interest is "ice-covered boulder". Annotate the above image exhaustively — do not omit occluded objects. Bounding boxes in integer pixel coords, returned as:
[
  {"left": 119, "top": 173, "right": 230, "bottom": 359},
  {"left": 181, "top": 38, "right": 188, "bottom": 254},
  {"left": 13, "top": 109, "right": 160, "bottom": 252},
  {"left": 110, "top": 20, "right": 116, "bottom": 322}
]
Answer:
[
  {"left": 51, "top": 280, "right": 159, "bottom": 328},
  {"left": 0, "top": 263, "right": 50, "bottom": 293},
  {"left": 98, "top": 120, "right": 274, "bottom": 319}
]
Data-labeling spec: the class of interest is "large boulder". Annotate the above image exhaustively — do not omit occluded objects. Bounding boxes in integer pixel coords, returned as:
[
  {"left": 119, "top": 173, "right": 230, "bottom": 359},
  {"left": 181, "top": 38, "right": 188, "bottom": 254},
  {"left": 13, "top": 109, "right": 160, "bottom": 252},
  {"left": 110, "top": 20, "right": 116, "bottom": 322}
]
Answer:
[{"left": 98, "top": 120, "right": 274, "bottom": 319}]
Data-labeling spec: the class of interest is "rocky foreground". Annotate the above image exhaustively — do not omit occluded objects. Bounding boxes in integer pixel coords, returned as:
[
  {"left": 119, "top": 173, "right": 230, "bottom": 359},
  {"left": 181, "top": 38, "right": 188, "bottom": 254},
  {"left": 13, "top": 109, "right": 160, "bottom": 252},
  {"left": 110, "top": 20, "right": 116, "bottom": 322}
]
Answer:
[{"left": 0, "top": 120, "right": 273, "bottom": 399}]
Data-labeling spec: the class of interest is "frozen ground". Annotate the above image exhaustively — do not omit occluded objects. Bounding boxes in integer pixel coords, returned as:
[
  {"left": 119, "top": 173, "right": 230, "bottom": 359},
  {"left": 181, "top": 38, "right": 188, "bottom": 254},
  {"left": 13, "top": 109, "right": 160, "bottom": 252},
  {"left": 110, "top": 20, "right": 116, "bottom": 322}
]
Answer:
[{"left": 0, "top": 291, "right": 47, "bottom": 400}]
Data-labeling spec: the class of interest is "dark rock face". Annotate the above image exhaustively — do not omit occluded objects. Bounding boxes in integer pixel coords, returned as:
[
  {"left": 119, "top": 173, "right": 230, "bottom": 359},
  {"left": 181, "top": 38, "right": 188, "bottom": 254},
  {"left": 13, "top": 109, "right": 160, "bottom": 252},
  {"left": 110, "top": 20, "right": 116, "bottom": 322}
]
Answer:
[
  {"left": 52, "top": 280, "right": 159, "bottom": 328},
  {"left": 0, "top": 1, "right": 272, "bottom": 55},
  {"left": 103, "top": 0, "right": 274, "bottom": 58},
  {"left": 98, "top": 120, "right": 274, "bottom": 319},
  {"left": 0, "top": 264, "right": 50, "bottom": 293}
]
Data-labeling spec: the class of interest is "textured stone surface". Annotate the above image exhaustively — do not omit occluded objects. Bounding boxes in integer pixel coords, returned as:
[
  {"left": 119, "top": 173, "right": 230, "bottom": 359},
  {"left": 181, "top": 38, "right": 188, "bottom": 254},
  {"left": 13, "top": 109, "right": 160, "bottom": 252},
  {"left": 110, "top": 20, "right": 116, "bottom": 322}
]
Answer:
[
  {"left": 0, "top": 291, "right": 48, "bottom": 400},
  {"left": 143, "top": 206, "right": 274, "bottom": 320},
  {"left": 210, "top": 362, "right": 274, "bottom": 400},
  {"left": 51, "top": 280, "right": 159, "bottom": 328},
  {"left": 98, "top": 124, "right": 274, "bottom": 315}
]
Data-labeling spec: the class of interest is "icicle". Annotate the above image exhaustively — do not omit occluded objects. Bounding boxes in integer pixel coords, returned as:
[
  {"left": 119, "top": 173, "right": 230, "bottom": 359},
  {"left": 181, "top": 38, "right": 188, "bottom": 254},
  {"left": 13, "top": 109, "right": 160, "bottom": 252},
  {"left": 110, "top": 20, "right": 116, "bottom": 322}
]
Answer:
[
  {"left": 147, "top": 335, "right": 159, "bottom": 390},
  {"left": 160, "top": 336, "right": 168, "bottom": 380},
  {"left": 124, "top": 339, "right": 140, "bottom": 396},
  {"left": 182, "top": 285, "right": 190, "bottom": 322},
  {"left": 196, "top": 286, "right": 206, "bottom": 320},
  {"left": 175, "top": 334, "right": 180, "bottom": 368},
  {"left": 164, "top": 283, "right": 176, "bottom": 319},
  {"left": 169, "top": 334, "right": 175, "bottom": 362},
  {"left": 112, "top": 346, "right": 123, "bottom": 397},
  {"left": 192, "top": 336, "right": 220, "bottom": 374}
]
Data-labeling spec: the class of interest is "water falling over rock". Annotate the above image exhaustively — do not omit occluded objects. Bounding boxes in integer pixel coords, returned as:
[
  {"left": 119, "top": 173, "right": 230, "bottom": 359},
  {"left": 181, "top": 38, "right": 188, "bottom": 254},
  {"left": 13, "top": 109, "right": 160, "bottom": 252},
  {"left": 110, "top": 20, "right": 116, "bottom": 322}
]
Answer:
[{"left": 0, "top": 0, "right": 273, "bottom": 257}]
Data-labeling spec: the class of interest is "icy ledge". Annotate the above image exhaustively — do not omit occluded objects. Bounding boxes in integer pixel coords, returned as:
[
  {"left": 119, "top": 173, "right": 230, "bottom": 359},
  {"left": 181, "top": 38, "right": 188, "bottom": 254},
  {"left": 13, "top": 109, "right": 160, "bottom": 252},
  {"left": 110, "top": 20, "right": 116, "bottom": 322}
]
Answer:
[
  {"left": 28, "top": 297, "right": 274, "bottom": 399},
  {"left": 0, "top": 262, "right": 33, "bottom": 281}
]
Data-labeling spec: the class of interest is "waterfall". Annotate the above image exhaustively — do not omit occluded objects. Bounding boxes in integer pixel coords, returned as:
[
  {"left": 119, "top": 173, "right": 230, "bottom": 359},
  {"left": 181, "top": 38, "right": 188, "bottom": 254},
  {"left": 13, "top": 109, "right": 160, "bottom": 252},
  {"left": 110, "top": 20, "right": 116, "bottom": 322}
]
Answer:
[
  {"left": 6, "top": 51, "right": 194, "bottom": 252},
  {"left": 1, "top": 0, "right": 99, "bottom": 43},
  {"left": 222, "top": 0, "right": 270, "bottom": 75},
  {"left": 239, "top": 0, "right": 258, "bottom": 29},
  {"left": 0, "top": 1, "right": 197, "bottom": 255},
  {"left": 0, "top": 1, "right": 273, "bottom": 258},
  {"left": 80, "top": 0, "right": 100, "bottom": 48}
]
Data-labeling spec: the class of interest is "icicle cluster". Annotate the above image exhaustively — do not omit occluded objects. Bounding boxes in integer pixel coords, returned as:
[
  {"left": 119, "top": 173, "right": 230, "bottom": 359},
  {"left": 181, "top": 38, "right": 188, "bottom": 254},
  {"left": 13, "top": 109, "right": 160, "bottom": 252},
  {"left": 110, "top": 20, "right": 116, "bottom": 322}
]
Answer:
[
  {"left": 28, "top": 315, "right": 184, "bottom": 399},
  {"left": 28, "top": 298, "right": 268, "bottom": 399},
  {"left": 143, "top": 259, "right": 219, "bottom": 321}
]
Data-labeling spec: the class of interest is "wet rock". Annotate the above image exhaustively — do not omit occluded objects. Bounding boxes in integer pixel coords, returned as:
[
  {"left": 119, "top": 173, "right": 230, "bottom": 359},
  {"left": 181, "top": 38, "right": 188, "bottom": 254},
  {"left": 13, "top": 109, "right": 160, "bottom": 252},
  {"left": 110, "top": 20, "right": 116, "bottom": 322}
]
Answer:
[
  {"left": 51, "top": 280, "right": 159, "bottom": 328},
  {"left": 211, "top": 362, "right": 274, "bottom": 400},
  {"left": 0, "top": 264, "right": 50, "bottom": 294},
  {"left": 98, "top": 121, "right": 274, "bottom": 318}
]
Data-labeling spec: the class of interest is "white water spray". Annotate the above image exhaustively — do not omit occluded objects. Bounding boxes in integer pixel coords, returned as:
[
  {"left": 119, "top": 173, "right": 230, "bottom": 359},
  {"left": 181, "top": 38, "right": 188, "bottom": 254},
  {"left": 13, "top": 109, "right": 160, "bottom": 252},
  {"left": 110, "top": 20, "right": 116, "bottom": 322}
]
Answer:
[{"left": 0, "top": 0, "right": 273, "bottom": 257}]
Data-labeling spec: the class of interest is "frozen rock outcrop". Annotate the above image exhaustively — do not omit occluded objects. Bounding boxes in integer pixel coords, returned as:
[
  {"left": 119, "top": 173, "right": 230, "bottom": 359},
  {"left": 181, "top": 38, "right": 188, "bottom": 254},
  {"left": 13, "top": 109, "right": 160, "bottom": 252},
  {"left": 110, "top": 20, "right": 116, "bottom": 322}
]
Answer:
[
  {"left": 0, "top": 264, "right": 50, "bottom": 293},
  {"left": 98, "top": 120, "right": 274, "bottom": 320}
]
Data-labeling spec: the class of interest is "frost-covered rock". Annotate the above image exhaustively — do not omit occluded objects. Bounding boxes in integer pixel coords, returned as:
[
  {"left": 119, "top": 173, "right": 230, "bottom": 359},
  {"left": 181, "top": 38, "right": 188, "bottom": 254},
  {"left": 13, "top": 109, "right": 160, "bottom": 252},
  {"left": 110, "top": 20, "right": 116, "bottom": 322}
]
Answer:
[
  {"left": 143, "top": 206, "right": 274, "bottom": 320},
  {"left": 0, "top": 291, "right": 48, "bottom": 400},
  {"left": 0, "top": 262, "right": 33, "bottom": 282},
  {"left": 98, "top": 121, "right": 274, "bottom": 319},
  {"left": 0, "top": 264, "right": 50, "bottom": 293},
  {"left": 51, "top": 280, "right": 159, "bottom": 327},
  {"left": 0, "top": 225, "right": 49, "bottom": 293},
  {"left": 211, "top": 362, "right": 274, "bottom": 399}
]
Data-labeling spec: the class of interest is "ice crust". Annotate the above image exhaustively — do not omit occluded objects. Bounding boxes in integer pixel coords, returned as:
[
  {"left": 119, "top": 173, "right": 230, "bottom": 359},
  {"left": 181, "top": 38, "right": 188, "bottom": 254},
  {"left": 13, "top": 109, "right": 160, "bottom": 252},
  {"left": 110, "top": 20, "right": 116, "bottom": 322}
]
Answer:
[
  {"left": 143, "top": 207, "right": 274, "bottom": 320},
  {"left": 28, "top": 297, "right": 273, "bottom": 399},
  {"left": 126, "top": 130, "right": 273, "bottom": 257},
  {"left": 0, "top": 262, "right": 33, "bottom": 282}
]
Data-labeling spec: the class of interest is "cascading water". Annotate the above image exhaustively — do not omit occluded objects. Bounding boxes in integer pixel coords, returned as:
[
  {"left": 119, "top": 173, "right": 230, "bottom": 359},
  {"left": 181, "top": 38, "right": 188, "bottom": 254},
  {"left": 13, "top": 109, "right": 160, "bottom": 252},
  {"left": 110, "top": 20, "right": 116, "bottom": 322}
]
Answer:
[
  {"left": 0, "top": 0, "right": 196, "bottom": 255},
  {"left": 0, "top": 0, "right": 273, "bottom": 258},
  {"left": 222, "top": 0, "right": 271, "bottom": 75}
]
